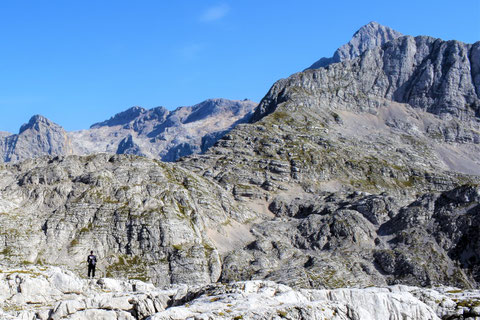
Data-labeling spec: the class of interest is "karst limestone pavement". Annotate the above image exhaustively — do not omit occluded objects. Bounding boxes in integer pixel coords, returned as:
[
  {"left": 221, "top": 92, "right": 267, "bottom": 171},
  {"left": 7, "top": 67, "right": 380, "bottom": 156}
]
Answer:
[{"left": 1, "top": 266, "right": 479, "bottom": 319}]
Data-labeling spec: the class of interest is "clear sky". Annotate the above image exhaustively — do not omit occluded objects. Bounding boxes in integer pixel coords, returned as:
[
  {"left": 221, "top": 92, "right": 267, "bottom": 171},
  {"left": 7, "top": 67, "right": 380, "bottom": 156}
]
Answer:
[{"left": 0, "top": 0, "right": 479, "bottom": 133}]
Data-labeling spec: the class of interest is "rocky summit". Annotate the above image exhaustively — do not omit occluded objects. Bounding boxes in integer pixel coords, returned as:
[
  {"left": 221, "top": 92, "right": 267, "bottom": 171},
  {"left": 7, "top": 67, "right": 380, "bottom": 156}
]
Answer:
[
  {"left": 0, "top": 115, "right": 72, "bottom": 163},
  {"left": 1, "top": 22, "right": 480, "bottom": 319},
  {"left": 307, "top": 21, "right": 404, "bottom": 70}
]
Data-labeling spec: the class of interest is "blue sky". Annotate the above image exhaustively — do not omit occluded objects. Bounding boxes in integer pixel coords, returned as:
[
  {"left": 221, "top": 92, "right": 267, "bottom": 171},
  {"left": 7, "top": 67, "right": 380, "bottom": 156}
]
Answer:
[{"left": 0, "top": 0, "right": 479, "bottom": 133}]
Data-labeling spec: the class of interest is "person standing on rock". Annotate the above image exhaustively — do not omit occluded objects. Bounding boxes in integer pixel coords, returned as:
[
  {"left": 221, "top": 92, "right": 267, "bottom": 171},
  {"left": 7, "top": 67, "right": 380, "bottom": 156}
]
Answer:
[{"left": 87, "top": 251, "right": 97, "bottom": 278}]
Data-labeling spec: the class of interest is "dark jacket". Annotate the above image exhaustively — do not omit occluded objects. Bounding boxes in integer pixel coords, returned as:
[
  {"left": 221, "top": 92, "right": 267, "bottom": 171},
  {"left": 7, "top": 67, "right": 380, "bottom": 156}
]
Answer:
[{"left": 87, "top": 254, "right": 97, "bottom": 266}]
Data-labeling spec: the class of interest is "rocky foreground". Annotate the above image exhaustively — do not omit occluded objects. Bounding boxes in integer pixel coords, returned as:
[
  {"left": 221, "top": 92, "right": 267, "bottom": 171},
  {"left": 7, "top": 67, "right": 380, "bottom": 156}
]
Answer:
[{"left": 1, "top": 266, "right": 479, "bottom": 320}]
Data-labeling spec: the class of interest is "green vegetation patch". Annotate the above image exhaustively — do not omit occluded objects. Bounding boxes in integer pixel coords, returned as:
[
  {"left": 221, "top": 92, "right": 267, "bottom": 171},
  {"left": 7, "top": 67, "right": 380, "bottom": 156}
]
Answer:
[
  {"left": 307, "top": 267, "right": 350, "bottom": 289},
  {"left": 456, "top": 298, "right": 480, "bottom": 308},
  {"left": 172, "top": 244, "right": 183, "bottom": 251},
  {"left": 277, "top": 310, "right": 288, "bottom": 317},
  {"left": 446, "top": 289, "right": 464, "bottom": 294},
  {"left": 106, "top": 254, "right": 155, "bottom": 282}
]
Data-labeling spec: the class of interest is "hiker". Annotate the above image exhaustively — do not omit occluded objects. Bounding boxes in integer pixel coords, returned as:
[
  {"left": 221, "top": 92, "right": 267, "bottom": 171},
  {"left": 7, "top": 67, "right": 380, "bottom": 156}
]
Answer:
[{"left": 87, "top": 250, "right": 97, "bottom": 278}]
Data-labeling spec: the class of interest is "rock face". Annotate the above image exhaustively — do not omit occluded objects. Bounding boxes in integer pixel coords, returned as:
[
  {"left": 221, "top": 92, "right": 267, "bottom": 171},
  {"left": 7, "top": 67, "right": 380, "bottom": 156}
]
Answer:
[
  {"left": 0, "top": 99, "right": 257, "bottom": 163},
  {"left": 0, "top": 154, "right": 257, "bottom": 287},
  {"left": 257, "top": 36, "right": 479, "bottom": 123},
  {"left": 1, "top": 152, "right": 479, "bottom": 290},
  {"left": 307, "top": 21, "right": 403, "bottom": 69},
  {"left": 1, "top": 266, "right": 479, "bottom": 320},
  {"left": 220, "top": 185, "right": 480, "bottom": 289},
  {"left": 232, "top": 35, "right": 480, "bottom": 192},
  {"left": 0, "top": 115, "right": 73, "bottom": 163}
]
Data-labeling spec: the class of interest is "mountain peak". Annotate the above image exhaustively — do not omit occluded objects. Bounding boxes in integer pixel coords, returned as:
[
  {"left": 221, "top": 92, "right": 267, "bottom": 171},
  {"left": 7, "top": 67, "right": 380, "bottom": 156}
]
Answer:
[
  {"left": 184, "top": 98, "right": 257, "bottom": 124},
  {"left": 19, "top": 114, "right": 58, "bottom": 134},
  {"left": 339, "top": 21, "right": 403, "bottom": 59},
  {"left": 355, "top": 21, "right": 385, "bottom": 33},
  {"left": 90, "top": 106, "right": 147, "bottom": 128},
  {"left": 351, "top": 21, "right": 399, "bottom": 41},
  {"left": 5, "top": 114, "right": 70, "bottom": 162},
  {"left": 307, "top": 22, "right": 403, "bottom": 69}
]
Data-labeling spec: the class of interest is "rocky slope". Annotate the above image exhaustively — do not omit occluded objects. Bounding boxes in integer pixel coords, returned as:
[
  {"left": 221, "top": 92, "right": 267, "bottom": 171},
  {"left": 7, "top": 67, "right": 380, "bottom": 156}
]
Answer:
[
  {"left": 177, "top": 34, "right": 480, "bottom": 288},
  {"left": 0, "top": 152, "right": 478, "bottom": 291},
  {"left": 192, "top": 34, "right": 480, "bottom": 198},
  {"left": 1, "top": 266, "right": 479, "bottom": 320},
  {"left": 220, "top": 185, "right": 480, "bottom": 289},
  {"left": 307, "top": 21, "right": 403, "bottom": 69},
  {"left": 0, "top": 98, "right": 257, "bottom": 163},
  {"left": 0, "top": 153, "right": 263, "bottom": 287}
]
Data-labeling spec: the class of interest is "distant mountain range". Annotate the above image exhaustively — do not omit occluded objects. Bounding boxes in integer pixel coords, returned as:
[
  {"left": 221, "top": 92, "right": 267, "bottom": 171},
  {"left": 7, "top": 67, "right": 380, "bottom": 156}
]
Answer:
[
  {"left": 0, "top": 22, "right": 426, "bottom": 165},
  {"left": 0, "top": 98, "right": 257, "bottom": 163},
  {"left": 0, "top": 22, "right": 406, "bottom": 165}
]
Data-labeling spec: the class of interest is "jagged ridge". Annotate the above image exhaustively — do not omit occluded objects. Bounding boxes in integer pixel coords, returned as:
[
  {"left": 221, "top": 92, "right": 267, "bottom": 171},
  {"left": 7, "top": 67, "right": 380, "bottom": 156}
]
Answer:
[{"left": 0, "top": 98, "right": 257, "bottom": 163}]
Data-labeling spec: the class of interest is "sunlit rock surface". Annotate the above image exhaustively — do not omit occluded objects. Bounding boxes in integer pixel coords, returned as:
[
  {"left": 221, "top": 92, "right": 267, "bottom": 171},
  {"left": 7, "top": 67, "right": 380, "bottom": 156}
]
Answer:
[
  {"left": 1, "top": 266, "right": 479, "bottom": 320},
  {"left": 0, "top": 99, "right": 257, "bottom": 163}
]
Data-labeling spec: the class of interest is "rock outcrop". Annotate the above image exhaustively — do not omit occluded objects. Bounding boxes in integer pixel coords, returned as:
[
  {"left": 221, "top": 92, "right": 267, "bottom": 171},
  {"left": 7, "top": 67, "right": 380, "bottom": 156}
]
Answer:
[
  {"left": 1, "top": 115, "right": 72, "bottom": 163},
  {"left": 256, "top": 35, "right": 480, "bottom": 123},
  {"left": 220, "top": 185, "right": 480, "bottom": 289},
  {"left": 1, "top": 266, "right": 479, "bottom": 320}
]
